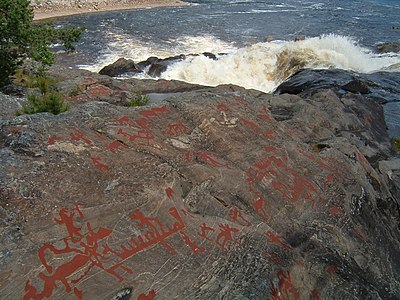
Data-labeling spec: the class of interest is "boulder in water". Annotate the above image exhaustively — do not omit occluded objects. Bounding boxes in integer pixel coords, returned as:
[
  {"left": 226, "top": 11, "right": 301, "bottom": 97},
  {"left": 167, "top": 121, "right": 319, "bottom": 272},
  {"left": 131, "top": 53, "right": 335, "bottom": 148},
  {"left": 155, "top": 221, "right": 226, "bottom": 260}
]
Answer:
[
  {"left": 98, "top": 57, "right": 141, "bottom": 77},
  {"left": 375, "top": 42, "right": 400, "bottom": 53}
]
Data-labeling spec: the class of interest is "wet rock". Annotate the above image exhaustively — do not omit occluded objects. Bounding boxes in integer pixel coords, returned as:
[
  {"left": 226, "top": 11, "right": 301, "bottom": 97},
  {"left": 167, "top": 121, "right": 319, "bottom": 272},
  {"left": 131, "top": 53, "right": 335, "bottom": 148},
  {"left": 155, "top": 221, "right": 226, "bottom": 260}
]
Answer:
[
  {"left": 146, "top": 54, "right": 186, "bottom": 77},
  {"left": 294, "top": 35, "right": 305, "bottom": 41},
  {"left": 0, "top": 73, "right": 400, "bottom": 299},
  {"left": 341, "top": 77, "right": 370, "bottom": 94},
  {"left": 375, "top": 42, "right": 400, "bottom": 53},
  {"left": 203, "top": 52, "right": 217, "bottom": 60},
  {"left": 98, "top": 57, "right": 142, "bottom": 77}
]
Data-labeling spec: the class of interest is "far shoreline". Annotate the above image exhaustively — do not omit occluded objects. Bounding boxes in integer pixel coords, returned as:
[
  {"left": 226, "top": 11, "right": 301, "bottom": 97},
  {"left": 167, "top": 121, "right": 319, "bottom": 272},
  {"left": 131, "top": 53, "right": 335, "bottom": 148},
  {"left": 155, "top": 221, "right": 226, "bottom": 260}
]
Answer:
[{"left": 33, "top": 0, "right": 190, "bottom": 21}]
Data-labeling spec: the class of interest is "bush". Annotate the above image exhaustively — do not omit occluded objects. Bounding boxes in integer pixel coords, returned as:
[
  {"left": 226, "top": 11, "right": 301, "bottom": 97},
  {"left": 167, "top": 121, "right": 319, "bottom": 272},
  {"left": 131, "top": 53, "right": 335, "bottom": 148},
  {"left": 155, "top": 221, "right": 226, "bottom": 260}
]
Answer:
[
  {"left": 16, "top": 91, "right": 70, "bottom": 115},
  {"left": 391, "top": 137, "right": 400, "bottom": 154},
  {"left": 0, "top": 0, "right": 84, "bottom": 87},
  {"left": 128, "top": 92, "right": 150, "bottom": 107}
]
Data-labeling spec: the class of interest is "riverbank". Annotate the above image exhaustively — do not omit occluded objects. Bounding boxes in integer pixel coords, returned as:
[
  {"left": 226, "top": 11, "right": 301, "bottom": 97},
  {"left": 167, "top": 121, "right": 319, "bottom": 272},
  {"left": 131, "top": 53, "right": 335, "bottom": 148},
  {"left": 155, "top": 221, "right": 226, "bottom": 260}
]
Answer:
[{"left": 33, "top": 0, "right": 189, "bottom": 20}]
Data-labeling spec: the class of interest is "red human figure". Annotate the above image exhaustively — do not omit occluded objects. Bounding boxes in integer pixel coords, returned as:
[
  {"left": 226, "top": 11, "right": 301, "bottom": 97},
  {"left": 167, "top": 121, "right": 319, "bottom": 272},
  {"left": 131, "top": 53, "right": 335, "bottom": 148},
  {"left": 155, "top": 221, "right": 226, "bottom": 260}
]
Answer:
[
  {"left": 215, "top": 224, "right": 240, "bottom": 250},
  {"left": 130, "top": 209, "right": 166, "bottom": 237},
  {"left": 198, "top": 223, "right": 215, "bottom": 241},
  {"left": 137, "top": 289, "right": 156, "bottom": 300},
  {"left": 54, "top": 204, "right": 83, "bottom": 242},
  {"left": 228, "top": 206, "right": 251, "bottom": 227},
  {"left": 68, "top": 128, "right": 93, "bottom": 145},
  {"left": 265, "top": 231, "right": 292, "bottom": 252},
  {"left": 179, "top": 231, "right": 206, "bottom": 256},
  {"left": 252, "top": 197, "right": 269, "bottom": 221},
  {"left": 91, "top": 156, "right": 109, "bottom": 172}
]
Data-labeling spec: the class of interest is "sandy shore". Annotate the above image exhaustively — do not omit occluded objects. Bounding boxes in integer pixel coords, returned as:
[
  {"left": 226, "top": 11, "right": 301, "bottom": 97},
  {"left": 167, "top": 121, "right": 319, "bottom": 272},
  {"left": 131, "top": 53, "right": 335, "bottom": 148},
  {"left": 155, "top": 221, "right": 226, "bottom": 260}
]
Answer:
[{"left": 33, "top": 0, "right": 190, "bottom": 21}]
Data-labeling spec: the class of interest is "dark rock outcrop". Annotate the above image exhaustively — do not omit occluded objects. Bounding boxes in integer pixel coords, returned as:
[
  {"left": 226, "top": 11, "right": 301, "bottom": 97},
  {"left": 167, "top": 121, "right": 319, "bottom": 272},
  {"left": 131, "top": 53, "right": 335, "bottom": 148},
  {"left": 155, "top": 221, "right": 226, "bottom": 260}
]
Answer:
[
  {"left": 275, "top": 68, "right": 400, "bottom": 137},
  {"left": 1, "top": 69, "right": 400, "bottom": 299},
  {"left": 98, "top": 57, "right": 141, "bottom": 77},
  {"left": 375, "top": 42, "right": 400, "bottom": 53}
]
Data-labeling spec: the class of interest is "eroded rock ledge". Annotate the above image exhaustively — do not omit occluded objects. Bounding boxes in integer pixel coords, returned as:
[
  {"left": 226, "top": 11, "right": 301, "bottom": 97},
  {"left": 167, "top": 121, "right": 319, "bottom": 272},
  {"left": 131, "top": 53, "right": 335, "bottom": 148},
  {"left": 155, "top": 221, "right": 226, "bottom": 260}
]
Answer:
[{"left": 0, "top": 68, "right": 400, "bottom": 299}]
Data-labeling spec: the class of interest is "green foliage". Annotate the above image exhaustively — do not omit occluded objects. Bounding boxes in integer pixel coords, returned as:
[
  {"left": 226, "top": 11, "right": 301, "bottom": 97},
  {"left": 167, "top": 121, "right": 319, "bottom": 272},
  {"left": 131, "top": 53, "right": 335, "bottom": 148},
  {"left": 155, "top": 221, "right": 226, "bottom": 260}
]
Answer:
[
  {"left": 25, "top": 75, "right": 56, "bottom": 93},
  {"left": 128, "top": 92, "right": 150, "bottom": 107},
  {"left": 0, "top": 0, "right": 84, "bottom": 87},
  {"left": 68, "top": 85, "right": 82, "bottom": 97},
  {"left": 16, "top": 91, "right": 70, "bottom": 115},
  {"left": 391, "top": 137, "right": 400, "bottom": 154}
]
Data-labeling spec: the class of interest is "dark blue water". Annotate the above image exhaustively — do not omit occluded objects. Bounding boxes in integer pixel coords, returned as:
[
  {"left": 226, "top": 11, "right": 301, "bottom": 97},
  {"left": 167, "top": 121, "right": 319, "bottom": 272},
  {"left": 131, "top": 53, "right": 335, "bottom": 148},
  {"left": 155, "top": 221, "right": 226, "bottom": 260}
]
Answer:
[{"left": 51, "top": 0, "right": 400, "bottom": 68}]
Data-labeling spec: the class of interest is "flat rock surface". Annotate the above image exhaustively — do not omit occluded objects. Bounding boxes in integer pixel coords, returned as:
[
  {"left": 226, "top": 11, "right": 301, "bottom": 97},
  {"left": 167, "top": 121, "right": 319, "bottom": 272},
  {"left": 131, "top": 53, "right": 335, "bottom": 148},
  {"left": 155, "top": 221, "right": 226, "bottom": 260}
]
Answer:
[{"left": 1, "top": 79, "right": 400, "bottom": 299}]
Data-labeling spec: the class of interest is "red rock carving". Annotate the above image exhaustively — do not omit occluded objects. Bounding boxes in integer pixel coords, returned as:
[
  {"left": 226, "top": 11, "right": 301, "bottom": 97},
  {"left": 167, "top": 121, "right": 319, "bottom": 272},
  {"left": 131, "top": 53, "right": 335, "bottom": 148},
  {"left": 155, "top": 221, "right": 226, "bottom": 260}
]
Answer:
[
  {"left": 252, "top": 197, "right": 269, "bottom": 221},
  {"left": 179, "top": 231, "right": 206, "bottom": 256},
  {"left": 352, "top": 225, "right": 368, "bottom": 241},
  {"left": 83, "top": 77, "right": 96, "bottom": 84},
  {"left": 262, "top": 252, "right": 282, "bottom": 264},
  {"left": 93, "top": 131, "right": 108, "bottom": 141},
  {"left": 24, "top": 206, "right": 133, "bottom": 300},
  {"left": 165, "top": 187, "right": 174, "bottom": 199},
  {"left": 115, "top": 116, "right": 136, "bottom": 127},
  {"left": 326, "top": 265, "right": 336, "bottom": 275},
  {"left": 259, "top": 113, "right": 272, "bottom": 122},
  {"left": 228, "top": 206, "right": 252, "bottom": 227},
  {"left": 311, "top": 289, "right": 322, "bottom": 300},
  {"left": 186, "top": 150, "right": 230, "bottom": 168},
  {"left": 363, "top": 114, "right": 372, "bottom": 126},
  {"left": 136, "top": 118, "right": 150, "bottom": 128},
  {"left": 329, "top": 205, "right": 343, "bottom": 217},
  {"left": 264, "top": 145, "right": 277, "bottom": 152},
  {"left": 107, "top": 140, "right": 127, "bottom": 153},
  {"left": 265, "top": 231, "right": 292, "bottom": 252},
  {"left": 86, "top": 84, "right": 112, "bottom": 97},
  {"left": 215, "top": 224, "right": 240, "bottom": 250},
  {"left": 91, "top": 156, "right": 109, "bottom": 172},
  {"left": 118, "top": 128, "right": 154, "bottom": 145},
  {"left": 270, "top": 271, "right": 300, "bottom": 300},
  {"left": 24, "top": 206, "right": 186, "bottom": 300},
  {"left": 108, "top": 208, "right": 186, "bottom": 259},
  {"left": 69, "top": 128, "right": 93, "bottom": 145},
  {"left": 264, "top": 130, "right": 274, "bottom": 138},
  {"left": 248, "top": 153, "right": 321, "bottom": 208},
  {"left": 162, "top": 121, "right": 191, "bottom": 137},
  {"left": 139, "top": 106, "right": 169, "bottom": 118},
  {"left": 198, "top": 223, "right": 215, "bottom": 241},
  {"left": 241, "top": 118, "right": 260, "bottom": 130},
  {"left": 216, "top": 103, "right": 232, "bottom": 112},
  {"left": 137, "top": 289, "right": 156, "bottom": 300},
  {"left": 232, "top": 96, "right": 251, "bottom": 108},
  {"left": 48, "top": 137, "right": 63, "bottom": 145}
]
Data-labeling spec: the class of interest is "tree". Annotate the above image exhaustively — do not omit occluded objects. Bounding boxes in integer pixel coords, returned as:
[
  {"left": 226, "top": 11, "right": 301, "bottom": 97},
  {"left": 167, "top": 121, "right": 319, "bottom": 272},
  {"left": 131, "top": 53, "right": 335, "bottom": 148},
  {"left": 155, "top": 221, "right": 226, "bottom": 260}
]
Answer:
[{"left": 0, "top": 0, "right": 84, "bottom": 87}]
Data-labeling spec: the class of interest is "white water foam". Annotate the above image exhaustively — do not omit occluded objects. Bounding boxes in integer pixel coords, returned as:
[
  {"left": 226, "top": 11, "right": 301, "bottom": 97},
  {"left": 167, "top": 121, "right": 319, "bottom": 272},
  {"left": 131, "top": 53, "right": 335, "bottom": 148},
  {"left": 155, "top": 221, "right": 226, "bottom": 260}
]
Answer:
[
  {"left": 82, "top": 34, "right": 400, "bottom": 93},
  {"left": 80, "top": 33, "right": 236, "bottom": 72},
  {"left": 161, "top": 34, "right": 400, "bottom": 92}
]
